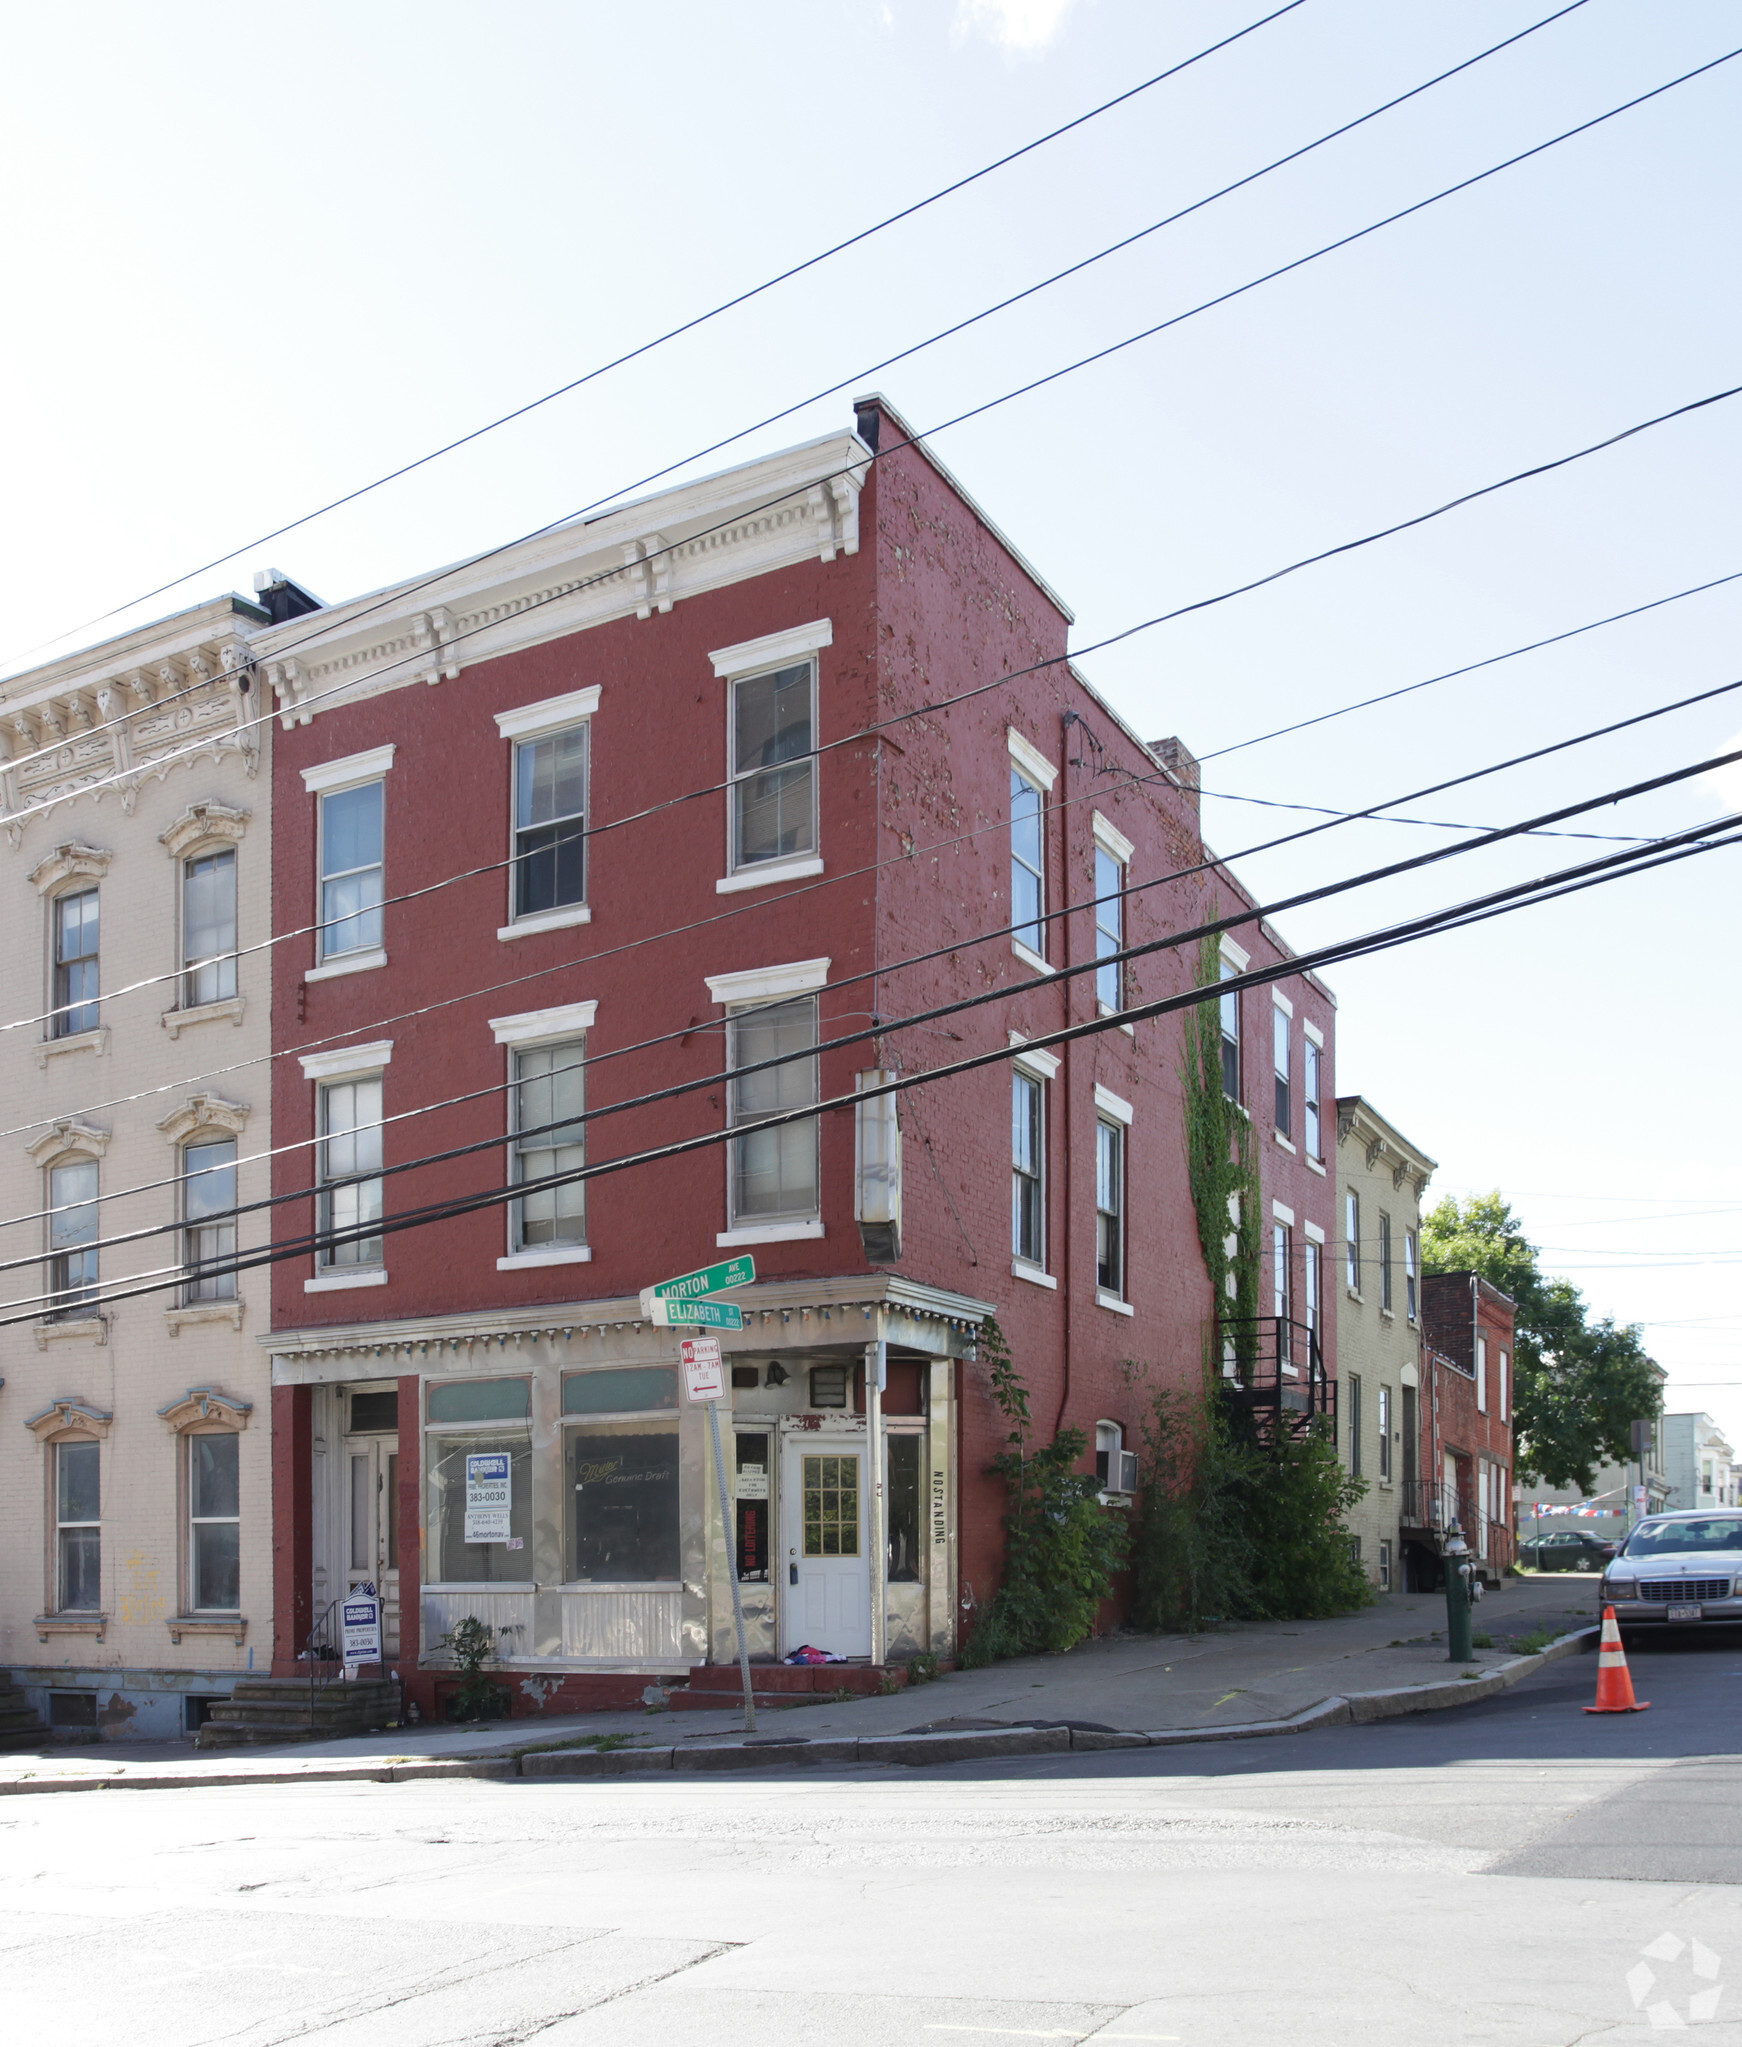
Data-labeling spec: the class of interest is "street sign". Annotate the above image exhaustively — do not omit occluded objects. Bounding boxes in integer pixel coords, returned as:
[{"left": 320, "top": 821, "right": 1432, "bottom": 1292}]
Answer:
[
  {"left": 639, "top": 1254, "right": 755, "bottom": 1318},
  {"left": 681, "top": 1337, "right": 726, "bottom": 1402},
  {"left": 649, "top": 1296, "right": 744, "bottom": 1331}
]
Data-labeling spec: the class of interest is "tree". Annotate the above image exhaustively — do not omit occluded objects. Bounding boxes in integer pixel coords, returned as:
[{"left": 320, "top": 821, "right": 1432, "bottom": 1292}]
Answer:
[{"left": 1420, "top": 1192, "right": 1662, "bottom": 1492}]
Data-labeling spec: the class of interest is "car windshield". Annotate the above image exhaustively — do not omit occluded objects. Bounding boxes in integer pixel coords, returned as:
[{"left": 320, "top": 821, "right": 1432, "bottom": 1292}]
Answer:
[{"left": 1623, "top": 1517, "right": 1742, "bottom": 1557}]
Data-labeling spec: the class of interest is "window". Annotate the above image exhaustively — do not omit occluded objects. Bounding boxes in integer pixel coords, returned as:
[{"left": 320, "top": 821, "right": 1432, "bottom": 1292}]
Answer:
[
  {"left": 1378, "top": 1384, "right": 1392, "bottom": 1481},
  {"left": 727, "top": 997, "right": 819, "bottom": 1224},
  {"left": 511, "top": 1040, "right": 586, "bottom": 1249},
  {"left": 318, "top": 781, "right": 384, "bottom": 960},
  {"left": 1346, "top": 1190, "right": 1361, "bottom": 1293},
  {"left": 513, "top": 725, "right": 588, "bottom": 916},
  {"left": 1096, "top": 1118, "right": 1124, "bottom": 1298},
  {"left": 1476, "top": 1333, "right": 1488, "bottom": 1414},
  {"left": 1012, "top": 1069, "right": 1045, "bottom": 1266},
  {"left": 182, "top": 1138, "right": 237, "bottom": 1303},
  {"left": 1272, "top": 1005, "right": 1291, "bottom": 1137},
  {"left": 1273, "top": 1222, "right": 1292, "bottom": 1323},
  {"left": 1303, "top": 1036, "right": 1322, "bottom": 1160},
  {"left": 429, "top": 1433, "right": 534, "bottom": 1584},
  {"left": 736, "top": 1429, "right": 771, "bottom": 1582},
  {"left": 53, "top": 888, "right": 99, "bottom": 1036},
  {"left": 1499, "top": 1348, "right": 1510, "bottom": 1424},
  {"left": 1379, "top": 1538, "right": 1393, "bottom": 1592},
  {"left": 56, "top": 1441, "right": 100, "bottom": 1611},
  {"left": 886, "top": 1434, "right": 921, "bottom": 1583},
  {"left": 731, "top": 661, "right": 815, "bottom": 871},
  {"left": 189, "top": 1434, "right": 240, "bottom": 1611},
  {"left": 804, "top": 1454, "right": 860, "bottom": 1557},
  {"left": 182, "top": 850, "right": 238, "bottom": 1007},
  {"left": 1379, "top": 1211, "right": 1393, "bottom": 1312},
  {"left": 1347, "top": 1372, "right": 1363, "bottom": 1479},
  {"left": 1219, "top": 958, "right": 1241, "bottom": 1099},
  {"left": 318, "top": 1077, "right": 383, "bottom": 1268},
  {"left": 1303, "top": 1238, "right": 1321, "bottom": 1357},
  {"left": 1094, "top": 846, "right": 1123, "bottom": 1010},
  {"left": 1405, "top": 1229, "right": 1418, "bottom": 1321},
  {"left": 568, "top": 1419, "right": 680, "bottom": 1581},
  {"left": 48, "top": 1159, "right": 98, "bottom": 1318},
  {"left": 1010, "top": 767, "right": 1045, "bottom": 957}
]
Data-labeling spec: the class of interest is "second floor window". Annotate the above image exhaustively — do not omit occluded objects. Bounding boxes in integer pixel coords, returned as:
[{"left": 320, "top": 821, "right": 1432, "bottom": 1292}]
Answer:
[
  {"left": 1272, "top": 1005, "right": 1291, "bottom": 1137},
  {"left": 56, "top": 1440, "right": 100, "bottom": 1612},
  {"left": 318, "top": 1077, "right": 383, "bottom": 1268},
  {"left": 183, "top": 850, "right": 238, "bottom": 1006},
  {"left": 319, "top": 781, "right": 384, "bottom": 960},
  {"left": 1095, "top": 1118, "right": 1124, "bottom": 1297},
  {"left": 1094, "top": 846, "right": 1123, "bottom": 1010},
  {"left": 48, "top": 1159, "right": 98, "bottom": 1318},
  {"left": 54, "top": 888, "right": 99, "bottom": 1036},
  {"left": 1405, "top": 1229, "right": 1418, "bottom": 1321},
  {"left": 514, "top": 725, "right": 588, "bottom": 916},
  {"left": 1346, "top": 1372, "right": 1363, "bottom": 1479},
  {"left": 1303, "top": 1036, "right": 1322, "bottom": 1160},
  {"left": 512, "top": 1040, "right": 586, "bottom": 1249},
  {"left": 1010, "top": 769, "right": 1045, "bottom": 956},
  {"left": 1012, "top": 1069, "right": 1045, "bottom": 1266},
  {"left": 1379, "top": 1211, "right": 1394, "bottom": 1311},
  {"left": 1346, "top": 1189, "right": 1361, "bottom": 1293},
  {"left": 731, "top": 661, "right": 815, "bottom": 871},
  {"left": 1219, "top": 960, "right": 1240, "bottom": 1099},
  {"left": 1273, "top": 1222, "right": 1292, "bottom": 1323},
  {"left": 1378, "top": 1383, "right": 1392, "bottom": 1481},
  {"left": 183, "top": 1139, "right": 238, "bottom": 1303},
  {"left": 727, "top": 997, "right": 819, "bottom": 1224},
  {"left": 1304, "top": 1238, "right": 1321, "bottom": 1355}
]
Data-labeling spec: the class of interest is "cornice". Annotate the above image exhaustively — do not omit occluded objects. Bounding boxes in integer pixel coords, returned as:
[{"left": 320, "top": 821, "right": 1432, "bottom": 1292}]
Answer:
[
  {"left": 158, "top": 1385, "right": 253, "bottom": 1432},
  {"left": 27, "top": 842, "right": 112, "bottom": 895},
  {"left": 25, "top": 1117, "right": 111, "bottom": 1167},
  {"left": 159, "top": 800, "right": 250, "bottom": 859},
  {"left": 156, "top": 1092, "right": 250, "bottom": 1145},
  {"left": 25, "top": 1397, "right": 113, "bottom": 1442}
]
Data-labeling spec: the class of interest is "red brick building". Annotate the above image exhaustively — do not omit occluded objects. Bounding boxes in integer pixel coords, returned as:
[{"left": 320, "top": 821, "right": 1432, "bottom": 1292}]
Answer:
[
  {"left": 1410, "top": 1272, "right": 1517, "bottom": 1585},
  {"left": 254, "top": 397, "right": 1337, "bottom": 1716}
]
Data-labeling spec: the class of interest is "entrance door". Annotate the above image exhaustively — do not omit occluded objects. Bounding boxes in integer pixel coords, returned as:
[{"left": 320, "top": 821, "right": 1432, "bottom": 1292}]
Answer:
[
  {"left": 346, "top": 1434, "right": 400, "bottom": 1658},
  {"left": 779, "top": 1436, "right": 872, "bottom": 1658}
]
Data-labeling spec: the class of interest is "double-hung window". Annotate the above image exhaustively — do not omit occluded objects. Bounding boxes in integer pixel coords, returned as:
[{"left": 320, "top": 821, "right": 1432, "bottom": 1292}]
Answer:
[
  {"left": 183, "top": 850, "right": 238, "bottom": 1006},
  {"left": 1272, "top": 1002, "right": 1292, "bottom": 1139},
  {"left": 56, "top": 1441, "right": 100, "bottom": 1612},
  {"left": 48, "top": 1159, "right": 98, "bottom": 1318},
  {"left": 1379, "top": 1211, "right": 1394, "bottom": 1312},
  {"left": 182, "top": 1139, "right": 237, "bottom": 1303},
  {"left": 1012, "top": 1069, "right": 1045, "bottom": 1269},
  {"left": 727, "top": 997, "right": 819, "bottom": 1225},
  {"left": 188, "top": 1434, "right": 240, "bottom": 1611},
  {"left": 1010, "top": 769, "right": 1045, "bottom": 958},
  {"left": 1347, "top": 1373, "right": 1363, "bottom": 1479},
  {"left": 731, "top": 662, "right": 816, "bottom": 872},
  {"left": 53, "top": 889, "right": 99, "bottom": 1036},
  {"left": 1303, "top": 1034, "right": 1322, "bottom": 1161},
  {"left": 1273, "top": 1221, "right": 1293, "bottom": 1323},
  {"left": 513, "top": 725, "right": 588, "bottom": 917},
  {"left": 511, "top": 1040, "right": 586, "bottom": 1250},
  {"left": 305, "top": 750, "right": 394, "bottom": 964},
  {"left": 318, "top": 1077, "right": 384, "bottom": 1268},
  {"left": 1095, "top": 1118, "right": 1124, "bottom": 1298},
  {"left": 1346, "top": 1189, "right": 1361, "bottom": 1293},
  {"left": 1220, "top": 965, "right": 1241, "bottom": 1098},
  {"left": 1092, "top": 815, "right": 1132, "bottom": 1013},
  {"left": 1405, "top": 1229, "right": 1418, "bottom": 1321},
  {"left": 1303, "top": 1236, "right": 1322, "bottom": 1358},
  {"left": 1378, "top": 1384, "right": 1393, "bottom": 1481}
]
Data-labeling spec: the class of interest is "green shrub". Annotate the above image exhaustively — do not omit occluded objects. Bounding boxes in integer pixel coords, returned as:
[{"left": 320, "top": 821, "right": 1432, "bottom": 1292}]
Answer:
[{"left": 440, "top": 1614, "right": 512, "bottom": 1722}]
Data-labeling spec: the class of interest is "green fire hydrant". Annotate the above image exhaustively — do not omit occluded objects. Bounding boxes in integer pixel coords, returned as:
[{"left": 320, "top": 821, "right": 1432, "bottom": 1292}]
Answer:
[{"left": 1443, "top": 1525, "right": 1476, "bottom": 1663}]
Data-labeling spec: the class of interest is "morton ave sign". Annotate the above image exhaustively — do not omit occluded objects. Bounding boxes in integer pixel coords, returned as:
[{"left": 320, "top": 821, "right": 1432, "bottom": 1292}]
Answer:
[{"left": 639, "top": 1255, "right": 754, "bottom": 1331}]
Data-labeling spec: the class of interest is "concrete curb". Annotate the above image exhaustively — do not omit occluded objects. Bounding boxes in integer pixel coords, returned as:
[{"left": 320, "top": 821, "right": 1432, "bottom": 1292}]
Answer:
[{"left": 0, "top": 1626, "right": 1600, "bottom": 1795}]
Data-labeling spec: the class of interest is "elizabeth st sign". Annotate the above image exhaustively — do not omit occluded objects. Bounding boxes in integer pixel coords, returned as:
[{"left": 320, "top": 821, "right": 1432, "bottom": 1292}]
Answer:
[{"left": 639, "top": 1255, "right": 754, "bottom": 1332}]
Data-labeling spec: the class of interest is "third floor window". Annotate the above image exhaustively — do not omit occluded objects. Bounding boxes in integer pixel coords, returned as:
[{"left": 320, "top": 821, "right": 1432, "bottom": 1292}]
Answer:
[
  {"left": 318, "top": 782, "right": 384, "bottom": 960},
  {"left": 514, "top": 726, "right": 588, "bottom": 917},
  {"left": 183, "top": 850, "right": 238, "bottom": 1007},
  {"left": 731, "top": 661, "right": 815, "bottom": 872},
  {"left": 53, "top": 888, "right": 99, "bottom": 1036}
]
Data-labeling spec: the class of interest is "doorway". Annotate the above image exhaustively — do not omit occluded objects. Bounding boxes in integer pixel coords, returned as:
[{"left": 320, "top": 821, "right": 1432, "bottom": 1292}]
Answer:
[
  {"left": 779, "top": 1434, "right": 871, "bottom": 1659},
  {"left": 344, "top": 1389, "right": 400, "bottom": 1659}
]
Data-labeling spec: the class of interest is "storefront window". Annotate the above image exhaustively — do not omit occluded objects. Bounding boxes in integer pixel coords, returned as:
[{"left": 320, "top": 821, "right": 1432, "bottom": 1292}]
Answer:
[
  {"left": 427, "top": 1432, "right": 533, "bottom": 1583},
  {"left": 735, "top": 1430, "right": 770, "bottom": 1582},
  {"left": 887, "top": 1434, "right": 921, "bottom": 1582},
  {"left": 567, "top": 1419, "right": 680, "bottom": 1583}
]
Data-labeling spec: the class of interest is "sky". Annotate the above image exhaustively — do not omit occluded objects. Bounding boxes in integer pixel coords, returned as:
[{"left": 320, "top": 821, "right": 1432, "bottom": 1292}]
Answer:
[{"left": 2, "top": 0, "right": 1737, "bottom": 1452}]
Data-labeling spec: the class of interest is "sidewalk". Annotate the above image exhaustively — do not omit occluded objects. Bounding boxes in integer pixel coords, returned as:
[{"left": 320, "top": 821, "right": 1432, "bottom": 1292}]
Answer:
[{"left": 1, "top": 1575, "right": 1600, "bottom": 1792}]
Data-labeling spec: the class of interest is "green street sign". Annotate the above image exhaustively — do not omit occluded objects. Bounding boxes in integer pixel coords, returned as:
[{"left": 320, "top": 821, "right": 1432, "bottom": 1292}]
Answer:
[
  {"left": 649, "top": 1297, "right": 745, "bottom": 1331},
  {"left": 641, "top": 1255, "right": 755, "bottom": 1312}
]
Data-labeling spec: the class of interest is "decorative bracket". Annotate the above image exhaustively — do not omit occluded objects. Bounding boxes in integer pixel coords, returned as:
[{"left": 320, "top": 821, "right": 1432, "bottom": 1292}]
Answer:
[
  {"left": 25, "top": 1117, "right": 111, "bottom": 1167},
  {"left": 158, "top": 1385, "right": 253, "bottom": 1432},
  {"left": 160, "top": 800, "right": 249, "bottom": 860},
  {"left": 156, "top": 1093, "right": 249, "bottom": 1146},
  {"left": 26, "top": 842, "right": 113, "bottom": 896},
  {"left": 24, "top": 1397, "right": 114, "bottom": 1441}
]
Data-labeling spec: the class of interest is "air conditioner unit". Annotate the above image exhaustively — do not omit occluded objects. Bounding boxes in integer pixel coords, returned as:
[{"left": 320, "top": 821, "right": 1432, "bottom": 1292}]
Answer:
[{"left": 1096, "top": 1449, "right": 1140, "bottom": 1496}]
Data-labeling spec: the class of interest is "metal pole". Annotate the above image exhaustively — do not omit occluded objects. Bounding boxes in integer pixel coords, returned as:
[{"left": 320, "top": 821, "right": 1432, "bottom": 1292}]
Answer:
[{"left": 707, "top": 1397, "right": 757, "bottom": 1735}]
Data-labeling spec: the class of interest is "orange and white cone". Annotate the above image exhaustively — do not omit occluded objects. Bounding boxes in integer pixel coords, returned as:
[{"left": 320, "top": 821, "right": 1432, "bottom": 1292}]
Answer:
[{"left": 1584, "top": 1605, "right": 1649, "bottom": 1713}]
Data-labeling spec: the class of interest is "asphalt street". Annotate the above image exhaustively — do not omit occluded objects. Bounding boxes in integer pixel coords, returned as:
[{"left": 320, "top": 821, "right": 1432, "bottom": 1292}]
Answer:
[{"left": 4, "top": 1630, "right": 1738, "bottom": 2047}]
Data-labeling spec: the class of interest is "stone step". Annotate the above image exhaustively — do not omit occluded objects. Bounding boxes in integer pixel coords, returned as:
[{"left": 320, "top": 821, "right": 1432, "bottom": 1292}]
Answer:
[{"left": 196, "top": 1675, "right": 402, "bottom": 1750}]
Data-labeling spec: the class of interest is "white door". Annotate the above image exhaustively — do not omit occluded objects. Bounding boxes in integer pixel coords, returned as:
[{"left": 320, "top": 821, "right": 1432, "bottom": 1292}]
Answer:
[
  {"left": 346, "top": 1435, "right": 400, "bottom": 1658},
  {"left": 779, "top": 1436, "right": 872, "bottom": 1659}
]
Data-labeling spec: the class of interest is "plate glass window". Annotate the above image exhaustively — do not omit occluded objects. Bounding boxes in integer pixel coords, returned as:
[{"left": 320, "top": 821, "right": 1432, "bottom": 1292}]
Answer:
[
  {"left": 428, "top": 1433, "right": 534, "bottom": 1583},
  {"left": 183, "top": 1139, "right": 237, "bottom": 1302},
  {"left": 727, "top": 997, "right": 818, "bottom": 1224},
  {"left": 183, "top": 850, "right": 238, "bottom": 1006},
  {"left": 48, "top": 1159, "right": 98, "bottom": 1318},
  {"left": 1095, "top": 1118, "right": 1124, "bottom": 1297},
  {"left": 318, "top": 782, "right": 384, "bottom": 959},
  {"left": 56, "top": 1441, "right": 100, "bottom": 1611},
  {"left": 1094, "top": 846, "right": 1123, "bottom": 1008},
  {"left": 512, "top": 1039, "right": 585, "bottom": 1249},
  {"left": 53, "top": 888, "right": 99, "bottom": 1036},
  {"left": 568, "top": 1419, "right": 680, "bottom": 1581},
  {"left": 731, "top": 661, "right": 815, "bottom": 870},
  {"left": 1303, "top": 1037, "right": 1322, "bottom": 1160},
  {"left": 318, "top": 1077, "right": 383, "bottom": 1268},
  {"left": 1010, "top": 769, "right": 1044, "bottom": 955},
  {"left": 1012, "top": 1069, "right": 1045, "bottom": 1266},
  {"left": 1272, "top": 1007, "right": 1291, "bottom": 1136},
  {"left": 189, "top": 1434, "right": 240, "bottom": 1610},
  {"left": 513, "top": 725, "right": 587, "bottom": 916}
]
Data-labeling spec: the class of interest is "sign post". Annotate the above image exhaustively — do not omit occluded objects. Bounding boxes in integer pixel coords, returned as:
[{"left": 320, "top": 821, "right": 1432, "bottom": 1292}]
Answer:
[{"left": 681, "top": 1335, "right": 758, "bottom": 1736}]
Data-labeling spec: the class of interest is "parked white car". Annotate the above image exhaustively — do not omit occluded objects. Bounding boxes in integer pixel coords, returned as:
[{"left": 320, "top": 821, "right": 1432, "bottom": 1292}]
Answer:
[{"left": 1600, "top": 1512, "right": 1742, "bottom": 1626}]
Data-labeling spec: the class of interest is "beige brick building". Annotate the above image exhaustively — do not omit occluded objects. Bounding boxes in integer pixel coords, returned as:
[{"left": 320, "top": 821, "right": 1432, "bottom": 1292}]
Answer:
[
  {"left": 1334, "top": 1096, "right": 1435, "bottom": 1593},
  {"left": 0, "top": 592, "right": 278, "bottom": 1738}
]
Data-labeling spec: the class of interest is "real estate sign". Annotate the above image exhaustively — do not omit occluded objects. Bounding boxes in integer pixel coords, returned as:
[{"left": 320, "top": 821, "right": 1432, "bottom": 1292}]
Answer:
[{"left": 464, "top": 1450, "right": 512, "bottom": 1542}]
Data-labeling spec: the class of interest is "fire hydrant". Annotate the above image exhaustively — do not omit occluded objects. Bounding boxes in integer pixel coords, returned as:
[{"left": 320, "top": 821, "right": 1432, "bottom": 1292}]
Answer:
[{"left": 1443, "top": 1524, "right": 1477, "bottom": 1663}]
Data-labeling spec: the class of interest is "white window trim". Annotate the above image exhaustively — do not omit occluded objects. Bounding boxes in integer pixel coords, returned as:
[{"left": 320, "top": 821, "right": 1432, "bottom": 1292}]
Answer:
[
  {"left": 1006, "top": 728, "right": 1057, "bottom": 793},
  {"left": 1220, "top": 933, "right": 1251, "bottom": 973},
  {"left": 717, "top": 1219, "right": 825, "bottom": 1248},
  {"left": 710, "top": 618, "right": 832, "bottom": 679},
  {"left": 301, "top": 745, "right": 396, "bottom": 796},
  {"left": 1272, "top": 989, "right": 1294, "bottom": 1019},
  {"left": 494, "top": 686, "right": 601, "bottom": 741},
  {"left": 490, "top": 1001, "right": 598, "bottom": 1048},
  {"left": 304, "top": 1269, "right": 389, "bottom": 1293},
  {"left": 1274, "top": 1131, "right": 1298, "bottom": 1155},
  {"left": 1097, "top": 1291, "right": 1135, "bottom": 1317},
  {"left": 299, "top": 1040, "right": 394, "bottom": 1082},
  {"left": 1305, "top": 1155, "right": 1326, "bottom": 1177},
  {"left": 1008, "top": 1033, "right": 1061, "bottom": 1081},
  {"left": 716, "top": 853, "right": 824, "bottom": 895},
  {"left": 1272, "top": 1200, "right": 1296, "bottom": 1226},
  {"left": 1011, "top": 936, "right": 1054, "bottom": 976},
  {"left": 498, "top": 1246, "right": 593, "bottom": 1271},
  {"left": 1303, "top": 1019, "right": 1324, "bottom": 1048},
  {"left": 706, "top": 958, "right": 830, "bottom": 1006},
  {"left": 1093, "top": 1084, "right": 1133, "bottom": 1126},
  {"left": 305, "top": 948, "right": 387, "bottom": 984},
  {"left": 1303, "top": 1219, "right": 1325, "bottom": 1244},
  {"left": 1091, "top": 812, "right": 1135, "bottom": 865},
  {"left": 498, "top": 904, "right": 592, "bottom": 941},
  {"left": 1011, "top": 1260, "right": 1057, "bottom": 1289}
]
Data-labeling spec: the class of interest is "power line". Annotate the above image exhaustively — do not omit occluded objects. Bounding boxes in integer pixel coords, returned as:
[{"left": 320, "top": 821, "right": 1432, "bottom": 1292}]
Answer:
[{"left": 7, "top": 37, "right": 1732, "bottom": 834}]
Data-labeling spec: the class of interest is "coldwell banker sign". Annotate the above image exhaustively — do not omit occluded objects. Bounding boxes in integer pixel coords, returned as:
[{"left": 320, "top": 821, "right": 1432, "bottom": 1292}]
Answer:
[{"left": 465, "top": 1450, "right": 512, "bottom": 1542}]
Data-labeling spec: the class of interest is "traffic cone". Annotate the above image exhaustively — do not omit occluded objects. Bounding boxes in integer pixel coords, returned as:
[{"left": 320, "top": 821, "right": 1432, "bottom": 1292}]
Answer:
[{"left": 1584, "top": 1605, "right": 1649, "bottom": 1713}]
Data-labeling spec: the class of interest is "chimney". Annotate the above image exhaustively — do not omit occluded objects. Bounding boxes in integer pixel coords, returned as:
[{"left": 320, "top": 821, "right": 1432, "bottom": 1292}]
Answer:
[
  {"left": 252, "top": 568, "right": 324, "bottom": 625},
  {"left": 852, "top": 400, "right": 881, "bottom": 454},
  {"left": 1151, "top": 735, "right": 1200, "bottom": 821}
]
